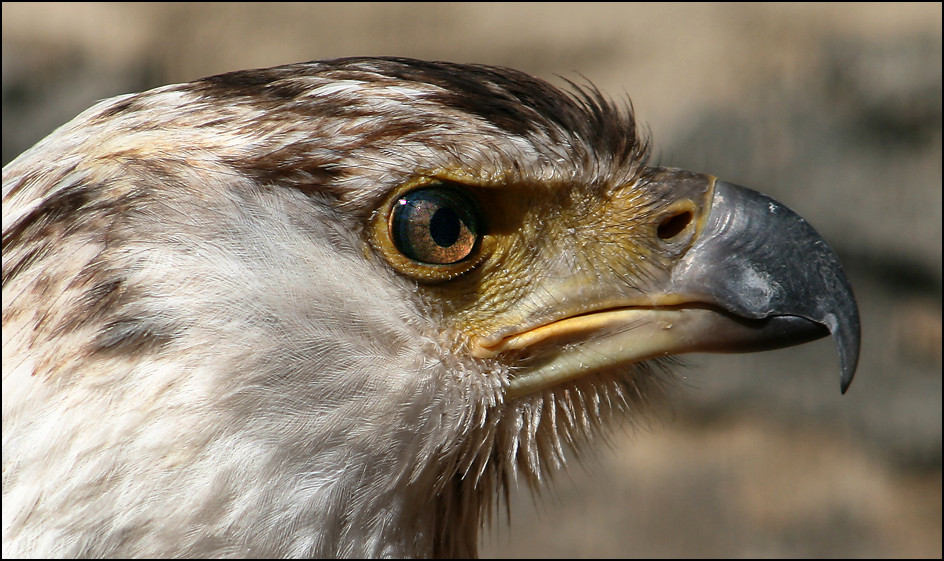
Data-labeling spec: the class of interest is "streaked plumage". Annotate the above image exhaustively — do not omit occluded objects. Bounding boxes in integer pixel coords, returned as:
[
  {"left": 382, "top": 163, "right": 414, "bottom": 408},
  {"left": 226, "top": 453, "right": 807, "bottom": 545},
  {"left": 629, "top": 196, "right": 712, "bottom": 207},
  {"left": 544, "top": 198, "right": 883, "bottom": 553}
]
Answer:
[{"left": 2, "top": 57, "right": 859, "bottom": 558}]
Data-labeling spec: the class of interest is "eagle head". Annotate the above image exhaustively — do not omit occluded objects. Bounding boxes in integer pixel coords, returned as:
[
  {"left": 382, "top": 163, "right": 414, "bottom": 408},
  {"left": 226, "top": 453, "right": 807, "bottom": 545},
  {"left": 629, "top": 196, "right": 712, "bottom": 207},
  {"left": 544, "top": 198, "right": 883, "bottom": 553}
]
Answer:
[{"left": 2, "top": 57, "right": 859, "bottom": 557}]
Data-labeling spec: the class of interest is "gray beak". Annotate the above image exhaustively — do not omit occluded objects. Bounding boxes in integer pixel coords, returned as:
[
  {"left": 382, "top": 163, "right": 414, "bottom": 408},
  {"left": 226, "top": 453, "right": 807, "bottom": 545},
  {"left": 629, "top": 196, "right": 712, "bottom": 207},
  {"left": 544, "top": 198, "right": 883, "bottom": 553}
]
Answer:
[{"left": 670, "top": 180, "right": 861, "bottom": 393}]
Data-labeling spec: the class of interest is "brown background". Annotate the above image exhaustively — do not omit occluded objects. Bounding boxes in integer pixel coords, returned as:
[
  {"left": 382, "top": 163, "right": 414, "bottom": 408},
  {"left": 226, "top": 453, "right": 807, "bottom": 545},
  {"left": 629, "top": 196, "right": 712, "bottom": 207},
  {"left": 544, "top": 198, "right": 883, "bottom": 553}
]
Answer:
[{"left": 3, "top": 3, "right": 940, "bottom": 557}]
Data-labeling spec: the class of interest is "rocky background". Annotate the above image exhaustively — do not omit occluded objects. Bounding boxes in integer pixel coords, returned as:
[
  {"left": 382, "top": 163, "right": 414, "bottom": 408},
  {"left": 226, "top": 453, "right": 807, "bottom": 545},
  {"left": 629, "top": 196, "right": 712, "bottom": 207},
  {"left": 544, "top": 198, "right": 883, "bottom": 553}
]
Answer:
[{"left": 3, "top": 3, "right": 940, "bottom": 557}]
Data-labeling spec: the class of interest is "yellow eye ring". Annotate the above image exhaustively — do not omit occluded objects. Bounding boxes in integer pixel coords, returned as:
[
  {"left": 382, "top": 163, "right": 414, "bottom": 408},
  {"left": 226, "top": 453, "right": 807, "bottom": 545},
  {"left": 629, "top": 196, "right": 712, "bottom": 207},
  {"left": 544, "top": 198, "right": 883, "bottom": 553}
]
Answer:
[{"left": 370, "top": 179, "right": 492, "bottom": 282}]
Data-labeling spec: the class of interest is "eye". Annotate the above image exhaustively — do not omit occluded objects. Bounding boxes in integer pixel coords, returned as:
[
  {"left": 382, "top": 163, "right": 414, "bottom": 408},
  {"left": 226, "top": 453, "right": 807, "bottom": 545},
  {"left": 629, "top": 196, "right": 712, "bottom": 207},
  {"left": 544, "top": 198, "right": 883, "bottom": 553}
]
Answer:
[{"left": 390, "top": 187, "right": 482, "bottom": 265}]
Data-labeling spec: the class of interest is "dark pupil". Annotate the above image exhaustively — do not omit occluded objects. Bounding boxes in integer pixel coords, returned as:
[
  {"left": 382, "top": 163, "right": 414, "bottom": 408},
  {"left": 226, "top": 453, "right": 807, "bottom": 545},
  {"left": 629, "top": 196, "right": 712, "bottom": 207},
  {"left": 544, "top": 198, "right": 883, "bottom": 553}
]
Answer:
[{"left": 429, "top": 207, "right": 461, "bottom": 247}]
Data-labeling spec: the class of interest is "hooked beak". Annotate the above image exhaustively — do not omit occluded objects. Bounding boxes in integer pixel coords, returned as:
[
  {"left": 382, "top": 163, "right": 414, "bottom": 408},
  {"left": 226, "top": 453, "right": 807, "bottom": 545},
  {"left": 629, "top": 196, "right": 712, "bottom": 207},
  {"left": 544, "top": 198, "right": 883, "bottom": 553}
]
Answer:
[
  {"left": 471, "top": 171, "right": 861, "bottom": 399},
  {"left": 667, "top": 179, "right": 860, "bottom": 393}
]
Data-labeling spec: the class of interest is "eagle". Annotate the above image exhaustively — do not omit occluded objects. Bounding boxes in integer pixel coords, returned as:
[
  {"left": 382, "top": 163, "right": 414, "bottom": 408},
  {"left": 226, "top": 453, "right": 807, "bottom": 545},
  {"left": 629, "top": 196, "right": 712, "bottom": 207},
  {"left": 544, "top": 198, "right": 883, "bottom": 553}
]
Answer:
[{"left": 1, "top": 57, "right": 859, "bottom": 558}]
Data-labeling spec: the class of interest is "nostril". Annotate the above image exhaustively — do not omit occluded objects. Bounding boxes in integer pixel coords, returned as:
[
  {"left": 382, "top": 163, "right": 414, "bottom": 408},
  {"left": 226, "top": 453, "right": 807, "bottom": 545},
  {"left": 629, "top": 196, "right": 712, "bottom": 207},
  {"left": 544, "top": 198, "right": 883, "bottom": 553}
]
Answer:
[{"left": 657, "top": 210, "right": 693, "bottom": 240}]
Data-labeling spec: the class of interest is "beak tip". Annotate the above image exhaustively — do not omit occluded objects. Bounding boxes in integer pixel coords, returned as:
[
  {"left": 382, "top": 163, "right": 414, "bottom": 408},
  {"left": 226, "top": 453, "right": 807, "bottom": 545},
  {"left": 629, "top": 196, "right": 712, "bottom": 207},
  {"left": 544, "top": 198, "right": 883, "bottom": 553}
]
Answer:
[
  {"left": 840, "top": 372, "right": 853, "bottom": 395},
  {"left": 839, "top": 341, "right": 860, "bottom": 395},
  {"left": 836, "top": 316, "right": 861, "bottom": 395}
]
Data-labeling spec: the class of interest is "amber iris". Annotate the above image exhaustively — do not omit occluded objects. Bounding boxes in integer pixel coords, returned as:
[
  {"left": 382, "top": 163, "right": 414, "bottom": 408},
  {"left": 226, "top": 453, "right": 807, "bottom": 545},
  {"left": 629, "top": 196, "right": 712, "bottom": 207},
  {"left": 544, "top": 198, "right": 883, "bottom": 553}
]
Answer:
[{"left": 391, "top": 187, "right": 481, "bottom": 265}]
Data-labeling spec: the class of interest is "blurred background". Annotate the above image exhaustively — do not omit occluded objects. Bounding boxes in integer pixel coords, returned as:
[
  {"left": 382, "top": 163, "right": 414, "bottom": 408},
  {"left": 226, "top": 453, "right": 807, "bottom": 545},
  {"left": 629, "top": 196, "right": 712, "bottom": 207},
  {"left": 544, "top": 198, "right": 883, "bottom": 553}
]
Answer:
[{"left": 3, "top": 3, "right": 940, "bottom": 557}]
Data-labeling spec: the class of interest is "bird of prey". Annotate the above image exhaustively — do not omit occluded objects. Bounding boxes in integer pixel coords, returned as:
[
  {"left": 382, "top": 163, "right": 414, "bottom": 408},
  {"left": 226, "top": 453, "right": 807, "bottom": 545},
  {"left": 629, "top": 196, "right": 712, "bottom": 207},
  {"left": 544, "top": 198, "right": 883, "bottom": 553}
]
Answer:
[{"left": 2, "top": 57, "right": 860, "bottom": 558}]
